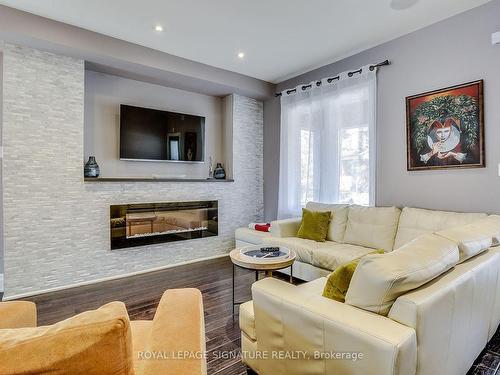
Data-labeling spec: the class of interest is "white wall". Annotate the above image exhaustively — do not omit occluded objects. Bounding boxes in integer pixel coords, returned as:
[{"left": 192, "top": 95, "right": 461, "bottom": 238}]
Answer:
[
  {"left": 265, "top": 0, "right": 500, "bottom": 217},
  {"left": 84, "top": 70, "right": 226, "bottom": 179},
  {"left": 2, "top": 43, "right": 263, "bottom": 298}
]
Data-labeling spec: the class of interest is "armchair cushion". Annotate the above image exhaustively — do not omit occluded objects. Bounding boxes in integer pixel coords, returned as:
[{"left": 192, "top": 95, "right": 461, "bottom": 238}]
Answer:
[
  {"left": 0, "top": 301, "right": 37, "bottom": 329},
  {"left": 0, "top": 301, "right": 134, "bottom": 375},
  {"left": 139, "top": 288, "right": 206, "bottom": 375}
]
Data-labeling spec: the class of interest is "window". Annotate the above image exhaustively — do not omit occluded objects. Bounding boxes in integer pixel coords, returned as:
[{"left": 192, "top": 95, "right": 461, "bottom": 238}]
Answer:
[{"left": 278, "top": 68, "right": 376, "bottom": 218}]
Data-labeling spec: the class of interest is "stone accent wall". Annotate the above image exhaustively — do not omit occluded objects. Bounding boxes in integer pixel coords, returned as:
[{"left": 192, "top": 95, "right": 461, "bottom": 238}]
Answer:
[{"left": 2, "top": 44, "right": 263, "bottom": 297}]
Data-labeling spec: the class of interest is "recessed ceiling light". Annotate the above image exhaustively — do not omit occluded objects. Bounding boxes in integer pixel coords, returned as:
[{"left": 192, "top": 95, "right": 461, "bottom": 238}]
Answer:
[
  {"left": 154, "top": 24, "right": 163, "bottom": 32},
  {"left": 237, "top": 52, "right": 245, "bottom": 59},
  {"left": 390, "top": 0, "right": 419, "bottom": 10}
]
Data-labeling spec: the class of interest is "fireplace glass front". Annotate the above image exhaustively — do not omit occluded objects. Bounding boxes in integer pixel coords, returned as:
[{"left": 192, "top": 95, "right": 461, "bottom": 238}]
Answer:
[{"left": 110, "top": 201, "right": 218, "bottom": 249}]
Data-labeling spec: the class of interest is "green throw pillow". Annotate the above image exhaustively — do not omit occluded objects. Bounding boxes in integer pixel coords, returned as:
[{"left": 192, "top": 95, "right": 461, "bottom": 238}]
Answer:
[
  {"left": 322, "top": 249, "right": 385, "bottom": 302},
  {"left": 297, "top": 208, "right": 332, "bottom": 242}
]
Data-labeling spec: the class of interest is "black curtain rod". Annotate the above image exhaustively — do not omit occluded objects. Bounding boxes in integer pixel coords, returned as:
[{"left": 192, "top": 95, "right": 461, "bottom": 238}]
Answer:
[{"left": 275, "top": 59, "right": 390, "bottom": 97}]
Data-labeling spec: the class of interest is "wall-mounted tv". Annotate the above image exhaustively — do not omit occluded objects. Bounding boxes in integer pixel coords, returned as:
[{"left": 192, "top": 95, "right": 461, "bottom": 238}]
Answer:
[{"left": 120, "top": 104, "right": 205, "bottom": 162}]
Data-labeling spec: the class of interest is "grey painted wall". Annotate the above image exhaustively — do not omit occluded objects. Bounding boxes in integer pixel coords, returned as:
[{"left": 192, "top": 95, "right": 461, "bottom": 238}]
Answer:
[
  {"left": 84, "top": 71, "right": 225, "bottom": 179},
  {"left": 2, "top": 43, "right": 263, "bottom": 298},
  {"left": 264, "top": 0, "right": 500, "bottom": 219}
]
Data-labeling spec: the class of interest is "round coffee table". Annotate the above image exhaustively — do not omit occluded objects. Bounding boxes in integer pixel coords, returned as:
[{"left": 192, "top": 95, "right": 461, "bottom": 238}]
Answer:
[{"left": 229, "top": 246, "right": 296, "bottom": 316}]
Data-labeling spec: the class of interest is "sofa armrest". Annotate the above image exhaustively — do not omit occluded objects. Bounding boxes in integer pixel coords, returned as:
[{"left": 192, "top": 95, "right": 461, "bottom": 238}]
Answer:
[
  {"left": 0, "top": 301, "right": 37, "bottom": 329},
  {"left": 270, "top": 218, "right": 301, "bottom": 238},
  {"left": 251, "top": 278, "right": 416, "bottom": 375},
  {"left": 140, "top": 288, "right": 206, "bottom": 375}
]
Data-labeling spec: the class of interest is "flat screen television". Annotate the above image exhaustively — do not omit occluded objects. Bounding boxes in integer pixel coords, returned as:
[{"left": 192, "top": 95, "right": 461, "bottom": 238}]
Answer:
[{"left": 120, "top": 104, "right": 205, "bottom": 162}]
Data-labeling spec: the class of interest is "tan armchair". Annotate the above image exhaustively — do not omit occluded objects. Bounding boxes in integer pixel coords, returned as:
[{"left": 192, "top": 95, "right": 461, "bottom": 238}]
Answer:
[{"left": 0, "top": 288, "right": 206, "bottom": 375}]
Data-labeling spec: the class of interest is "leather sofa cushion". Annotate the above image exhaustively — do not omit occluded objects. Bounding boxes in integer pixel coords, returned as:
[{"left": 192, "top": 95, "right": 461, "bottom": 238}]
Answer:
[
  {"left": 0, "top": 301, "right": 134, "bottom": 375},
  {"left": 306, "top": 202, "right": 349, "bottom": 242},
  {"left": 394, "top": 207, "right": 487, "bottom": 250},
  {"left": 436, "top": 222, "right": 494, "bottom": 262},
  {"left": 311, "top": 243, "right": 375, "bottom": 271},
  {"left": 235, "top": 227, "right": 272, "bottom": 245},
  {"left": 264, "top": 237, "right": 374, "bottom": 271},
  {"left": 477, "top": 215, "right": 500, "bottom": 246},
  {"left": 264, "top": 237, "right": 336, "bottom": 264},
  {"left": 343, "top": 205, "right": 401, "bottom": 251},
  {"left": 239, "top": 301, "right": 256, "bottom": 341},
  {"left": 296, "top": 276, "right": 328, "bottom": 295},
  {"left": 323, "top": 250, "right": 385, "bottom": 302},
  {"left": 345, "top": 234, "right": 459, "bottom": 316}
]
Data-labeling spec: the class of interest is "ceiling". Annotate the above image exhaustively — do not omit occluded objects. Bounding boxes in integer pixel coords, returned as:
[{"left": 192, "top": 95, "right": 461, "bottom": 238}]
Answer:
[{"left": 0, "top": 0, "right": 491, "bottom": 83}]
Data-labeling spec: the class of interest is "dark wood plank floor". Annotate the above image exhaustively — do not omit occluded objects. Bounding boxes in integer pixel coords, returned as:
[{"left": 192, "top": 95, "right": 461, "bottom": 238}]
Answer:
[{"left": 3, "top": 256, "right": 500, "bottom": 374}]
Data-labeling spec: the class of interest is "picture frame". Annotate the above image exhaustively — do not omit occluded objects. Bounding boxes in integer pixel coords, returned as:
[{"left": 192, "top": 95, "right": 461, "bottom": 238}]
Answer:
[{"left": 406, "top": 80, "right": 484, "bottom": 171}]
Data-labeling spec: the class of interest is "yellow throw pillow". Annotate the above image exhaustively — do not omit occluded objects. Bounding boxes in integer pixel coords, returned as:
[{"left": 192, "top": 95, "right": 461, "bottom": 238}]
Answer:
[
  {"left": 323, "top": 250, "right": 385, "bottom": 302},
  {"left": 0, "top": 301, "right": 134, "bottom": 375},
  {"left": 297, "top": 208, "right": 332, "bottom": 242}
]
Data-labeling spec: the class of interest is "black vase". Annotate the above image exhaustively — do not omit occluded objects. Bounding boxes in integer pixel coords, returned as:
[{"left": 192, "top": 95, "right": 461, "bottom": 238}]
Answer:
[
  {"left": 213, "top": 163, "right": 226, "bottom": 179},
  {"left": 84, "top": 156, "right": 100, "bottom": 178}
]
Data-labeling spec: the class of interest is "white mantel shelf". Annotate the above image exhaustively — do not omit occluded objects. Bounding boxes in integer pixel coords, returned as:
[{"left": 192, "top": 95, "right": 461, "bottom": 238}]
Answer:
[{"left": 84, "top": 177, "right": 234, "bottom": 182}]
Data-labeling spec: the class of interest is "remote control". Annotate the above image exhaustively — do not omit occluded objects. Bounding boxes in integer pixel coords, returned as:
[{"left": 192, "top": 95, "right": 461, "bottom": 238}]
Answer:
[{"left": 260, "top": 247, "right": 280, "bottom": 253}]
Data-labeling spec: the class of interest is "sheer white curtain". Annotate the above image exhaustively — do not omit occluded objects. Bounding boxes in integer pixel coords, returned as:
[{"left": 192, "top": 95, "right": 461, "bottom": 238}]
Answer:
[{"left": 278, "top": 65, "right": 377, "bottom": 218}]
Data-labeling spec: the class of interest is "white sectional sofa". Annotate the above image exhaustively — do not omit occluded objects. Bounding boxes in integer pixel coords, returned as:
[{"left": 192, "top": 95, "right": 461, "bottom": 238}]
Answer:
[
  {"left": 265, "top": 202, "right": 487, "bottom": 281},
  {"left": 239, "top": 203, "right": 500, "bottom": 375}
]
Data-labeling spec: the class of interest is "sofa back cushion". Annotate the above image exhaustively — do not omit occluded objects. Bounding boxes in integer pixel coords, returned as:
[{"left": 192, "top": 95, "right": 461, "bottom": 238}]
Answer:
[
  {"left": 476, "top": 215, "right": 500, "bottom": 246},
  {"left": 345, "top": 234, "right": 459, "bottom": 316},
  {"left": 436, "top": 222, "right": 495, "bottom": 263},
  {"left": 342, "top": 205, "right": 401, "bottom": 251},
  {"left": 306, "top": 202, "right": 349, "bottom": 242},
  {"left": 394, "top": 207, "right": 487, "bottom": 249},
  {"left": 0, "top": 301, "right": 134, "bottom": 375}
]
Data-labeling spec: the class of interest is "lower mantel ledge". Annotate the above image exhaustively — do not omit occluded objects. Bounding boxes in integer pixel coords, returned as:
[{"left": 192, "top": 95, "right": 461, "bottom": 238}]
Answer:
[{"left": 84, "top": 177, "right": 235, "bottom": 182}]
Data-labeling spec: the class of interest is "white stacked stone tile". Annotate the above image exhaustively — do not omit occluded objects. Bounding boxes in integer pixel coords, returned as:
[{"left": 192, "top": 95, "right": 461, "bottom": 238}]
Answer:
[{"left": 2, "top": 44, "right": 264, "bottom": 297}]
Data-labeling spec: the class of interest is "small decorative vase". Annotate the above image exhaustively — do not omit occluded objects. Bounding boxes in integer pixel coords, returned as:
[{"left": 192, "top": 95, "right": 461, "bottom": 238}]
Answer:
[
  {"left": 84, "top": 156, "right": 100, "bottom": 178},
  {"left": 213, "top": 163, "right": 226, "bottom": 179}
]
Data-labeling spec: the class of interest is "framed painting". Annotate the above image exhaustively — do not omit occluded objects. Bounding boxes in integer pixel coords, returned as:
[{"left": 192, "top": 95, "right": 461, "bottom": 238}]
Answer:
[{"left": 406, "top": 80, "right": 484, "bottom": 171}]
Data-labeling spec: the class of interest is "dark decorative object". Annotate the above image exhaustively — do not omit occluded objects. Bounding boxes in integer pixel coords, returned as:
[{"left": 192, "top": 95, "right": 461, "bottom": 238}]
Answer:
[
  {"left": 406, "top": 80, "right": 484, "bottom": 171},
  {"left": 110, "top": 200, "right": 218, "bottom": 250},
  {"left": 84, "top": 156, "right": 100, "bottom": 178},
  {"left": 213, "top": 163, "right": 226, "bottom": 179}
]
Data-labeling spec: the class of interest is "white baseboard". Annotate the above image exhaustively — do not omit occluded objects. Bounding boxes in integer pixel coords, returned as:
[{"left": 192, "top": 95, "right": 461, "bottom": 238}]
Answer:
[
  {"left": 3, "top": 253, "right": 229, "bottom": 301},
  {"left": 0, "top": 274, "right": 3, "bottom": 293}
]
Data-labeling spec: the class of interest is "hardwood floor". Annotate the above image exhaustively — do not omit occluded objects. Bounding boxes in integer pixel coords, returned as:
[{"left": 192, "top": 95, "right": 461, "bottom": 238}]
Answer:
[{"left": 3, "top": 256, "right": 500, "bottom": 374}]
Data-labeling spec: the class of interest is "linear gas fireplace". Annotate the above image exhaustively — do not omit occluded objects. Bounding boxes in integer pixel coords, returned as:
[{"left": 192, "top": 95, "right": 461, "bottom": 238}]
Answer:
[{"left": 110, "top": 201, "right": 218, "bottom": 250}]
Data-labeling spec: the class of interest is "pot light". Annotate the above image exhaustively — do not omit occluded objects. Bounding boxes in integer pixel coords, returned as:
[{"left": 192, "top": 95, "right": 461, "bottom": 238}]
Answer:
[
  {"left": 237, "top": 52, "right": 245, "bottom": 59},
  {"left": 154, "top": 24, "right": 163, "bottom": 32}
]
